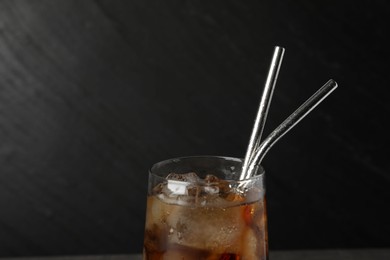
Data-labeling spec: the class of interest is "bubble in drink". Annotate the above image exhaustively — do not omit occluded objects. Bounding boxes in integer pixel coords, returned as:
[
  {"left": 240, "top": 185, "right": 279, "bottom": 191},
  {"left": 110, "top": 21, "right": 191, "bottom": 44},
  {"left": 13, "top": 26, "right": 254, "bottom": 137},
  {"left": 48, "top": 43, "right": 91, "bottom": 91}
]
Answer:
[{"left": 143, "top": 171, "right": 268, "bottom": 259}]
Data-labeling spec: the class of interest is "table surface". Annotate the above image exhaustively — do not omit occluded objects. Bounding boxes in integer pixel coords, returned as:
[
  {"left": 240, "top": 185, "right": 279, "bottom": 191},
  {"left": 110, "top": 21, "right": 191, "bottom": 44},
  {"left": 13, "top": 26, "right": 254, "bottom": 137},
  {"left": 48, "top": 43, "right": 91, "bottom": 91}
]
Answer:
[{"left": 2, "top": 248, "right": 390, "bottom": 260}]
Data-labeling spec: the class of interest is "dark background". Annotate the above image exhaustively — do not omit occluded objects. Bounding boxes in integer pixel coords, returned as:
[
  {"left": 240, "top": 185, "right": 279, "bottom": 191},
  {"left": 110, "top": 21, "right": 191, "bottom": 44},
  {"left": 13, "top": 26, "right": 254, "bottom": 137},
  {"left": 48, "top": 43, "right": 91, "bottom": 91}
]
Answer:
[{"left": 0, "top": 0, "right": 389, "bottom": 257}]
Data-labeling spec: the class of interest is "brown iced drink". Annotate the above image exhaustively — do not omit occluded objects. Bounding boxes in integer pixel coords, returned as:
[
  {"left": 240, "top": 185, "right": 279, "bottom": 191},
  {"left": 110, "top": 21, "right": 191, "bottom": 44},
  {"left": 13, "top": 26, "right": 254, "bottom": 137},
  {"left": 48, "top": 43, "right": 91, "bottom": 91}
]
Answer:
[{"left": 143, "top": 172, "right": 268, "bottom": 259}]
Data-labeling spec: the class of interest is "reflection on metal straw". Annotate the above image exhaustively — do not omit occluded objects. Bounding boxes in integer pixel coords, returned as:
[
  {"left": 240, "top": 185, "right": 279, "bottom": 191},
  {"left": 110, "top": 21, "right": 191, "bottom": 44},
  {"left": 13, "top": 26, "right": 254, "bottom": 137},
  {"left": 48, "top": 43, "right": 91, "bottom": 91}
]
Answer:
[
  {"left": 246, "top": 79, "right": 338, "bottom": 175},
  {"left": 241, "top": 46, "right": 285, "bottom": 180}
]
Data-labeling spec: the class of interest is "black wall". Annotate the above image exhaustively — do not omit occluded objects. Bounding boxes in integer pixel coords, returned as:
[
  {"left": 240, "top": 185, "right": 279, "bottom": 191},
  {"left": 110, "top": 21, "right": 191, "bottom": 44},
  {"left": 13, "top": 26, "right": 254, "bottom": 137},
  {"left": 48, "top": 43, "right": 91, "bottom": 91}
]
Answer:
[{"left": 0, "top": 0, "right": 389, "bottom": 257}]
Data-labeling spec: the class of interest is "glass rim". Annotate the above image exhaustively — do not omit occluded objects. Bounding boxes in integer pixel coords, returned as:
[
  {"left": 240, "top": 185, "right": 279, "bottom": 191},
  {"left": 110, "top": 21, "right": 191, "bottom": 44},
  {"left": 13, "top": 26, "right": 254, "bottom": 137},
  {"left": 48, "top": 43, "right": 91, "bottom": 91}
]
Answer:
[{"left": 149, "top": 155, "right": 265, "bottom": 182}]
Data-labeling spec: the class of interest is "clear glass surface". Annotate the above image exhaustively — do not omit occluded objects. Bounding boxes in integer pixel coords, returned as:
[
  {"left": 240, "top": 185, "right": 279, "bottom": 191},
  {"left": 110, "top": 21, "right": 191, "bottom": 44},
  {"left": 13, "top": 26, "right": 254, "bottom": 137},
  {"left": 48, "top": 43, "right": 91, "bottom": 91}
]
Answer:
[{"left": 143, "top": 156, "right": 268, "bottom": 259}]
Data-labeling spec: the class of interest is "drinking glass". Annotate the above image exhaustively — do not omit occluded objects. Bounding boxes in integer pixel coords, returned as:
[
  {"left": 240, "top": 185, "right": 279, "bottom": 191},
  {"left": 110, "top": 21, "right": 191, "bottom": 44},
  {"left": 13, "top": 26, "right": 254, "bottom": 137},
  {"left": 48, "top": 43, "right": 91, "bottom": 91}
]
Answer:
[{"left": 143, "top": 156, "right": 267, "bottom": 259}]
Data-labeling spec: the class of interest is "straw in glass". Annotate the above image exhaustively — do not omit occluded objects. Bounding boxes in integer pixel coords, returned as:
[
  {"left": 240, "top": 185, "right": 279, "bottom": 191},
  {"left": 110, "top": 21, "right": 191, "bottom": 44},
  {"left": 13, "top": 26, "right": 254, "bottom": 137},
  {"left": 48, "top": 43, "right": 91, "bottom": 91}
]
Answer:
[
  {"left": 241, "top": 46, "right": 285, "bottom": 178},
  {"left": 244, "top": 79, "right": 338, "bottom": 177}
]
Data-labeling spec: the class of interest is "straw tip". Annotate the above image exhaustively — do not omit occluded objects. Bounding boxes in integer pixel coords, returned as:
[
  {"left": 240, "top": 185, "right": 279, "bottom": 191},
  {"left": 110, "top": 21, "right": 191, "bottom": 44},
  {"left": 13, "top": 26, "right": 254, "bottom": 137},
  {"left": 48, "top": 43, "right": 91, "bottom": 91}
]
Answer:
[
  {"left": 274, "top": 45, "right": 285, "bottom": 51},
  {"left": 327, "top": 79, "right": 338, "bottom": 89}
]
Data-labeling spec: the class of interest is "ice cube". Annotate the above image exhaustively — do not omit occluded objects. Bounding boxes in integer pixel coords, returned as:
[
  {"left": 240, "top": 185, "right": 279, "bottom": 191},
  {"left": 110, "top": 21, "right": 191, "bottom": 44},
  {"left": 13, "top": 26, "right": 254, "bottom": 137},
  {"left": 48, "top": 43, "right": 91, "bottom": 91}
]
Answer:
[
  {"left": 203, "top": 185, "right": 219, "bottom": 195},
  {"left": 163, "top": 172, "right": 201, "bottom": 196},
  {"left": 204, "top": 174, "right": 220, "bottom": 184},
  {"left": 224, "top": 192, "right": 245, "bottom": 203},
  {"left": 167, "top": 203, "right": 245, "bottom": 254},
  {"left": 166, "top": 172, "right": 200, "bottom": 182},
  {"left": 167, "top": 180, "right": 191, "bottom": 195},
  {"left": 200, "top": 174, "right": 219, "bottom": 195}
]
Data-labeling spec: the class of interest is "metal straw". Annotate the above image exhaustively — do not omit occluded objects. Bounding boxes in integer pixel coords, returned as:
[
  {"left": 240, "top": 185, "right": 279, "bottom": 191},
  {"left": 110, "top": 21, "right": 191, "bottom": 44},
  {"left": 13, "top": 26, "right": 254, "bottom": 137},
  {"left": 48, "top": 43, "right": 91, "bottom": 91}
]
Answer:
[
  {"left": 241, "top": 46, "right": 285, "bottom": 180},
  {"left": 245, "top": 79, "right": 338, "bottom": 176}
]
